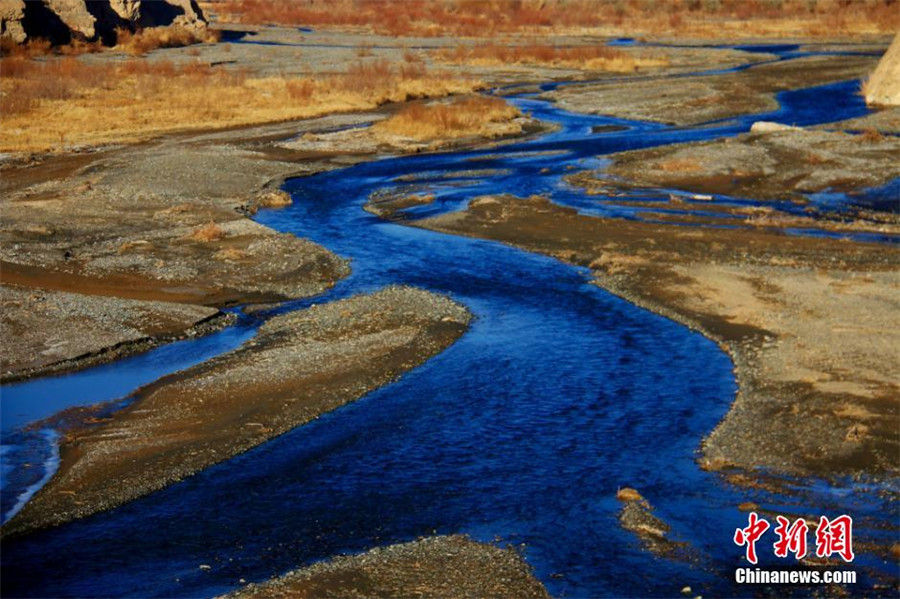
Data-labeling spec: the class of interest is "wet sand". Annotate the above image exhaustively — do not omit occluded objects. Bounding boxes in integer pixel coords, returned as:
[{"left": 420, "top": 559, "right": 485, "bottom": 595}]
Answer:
[{"left": 3, "top": 287, "right": 471, "bottom": 537}]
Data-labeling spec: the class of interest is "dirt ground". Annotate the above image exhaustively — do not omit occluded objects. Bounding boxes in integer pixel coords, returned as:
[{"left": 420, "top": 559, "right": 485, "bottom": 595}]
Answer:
[
  {"left": 0, "top": 117, "right": 355, "bottom": 379},
  {"left": 224, "top": 535, "right": 549, "bottom": 599},
  {"left": 3, "top": 287, "right": 471, "bottom": 537}
]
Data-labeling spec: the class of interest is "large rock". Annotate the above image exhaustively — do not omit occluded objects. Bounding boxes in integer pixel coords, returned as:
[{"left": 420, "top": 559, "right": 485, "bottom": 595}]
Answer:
[
  {"left": 45, "top": 0, "right": 96, "bottom": 40},
  {"left": 0, "top": 0, "right": 26, "bottom": 43},
  {"left": 108, "top": 0, "right": 140, "bottom": 21},
  {"left": 866, "top": 31, "right": 900, "bottom": 106},
  {"left": 0, "top": 0, "right": 206, "bottom": 45},
  {"left": 137, "top": 0, "right": 205, "bottom": 31}
]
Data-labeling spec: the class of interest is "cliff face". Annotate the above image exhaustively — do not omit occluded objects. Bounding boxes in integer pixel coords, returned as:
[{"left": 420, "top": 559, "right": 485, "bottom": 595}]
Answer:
[
  {"left": 865, "top": 31, "right": 900, "bottom": 106},
  {"left": 0, "top": 0, "right": 206, "bottom": 45}
]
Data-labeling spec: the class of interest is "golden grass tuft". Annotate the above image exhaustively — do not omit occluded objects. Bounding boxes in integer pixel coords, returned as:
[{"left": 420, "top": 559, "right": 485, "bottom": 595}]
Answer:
[
  {"left": 436, "top": 43, "right": 669, "bottom": 72},
  {"left": 616, "top": 487, "right": 645, "bottom": 503},
  {"left": 115, "top": 25, "right": 218, "bottom": 56},
  {"left": 189, "top": 222, "right": 227, "bottom": 242},
  {"left": 372, "top": 95, "right": 521, "bottom": 142},
  {"left": 0, "top": 55, "right": 482, "bottom": 152},
  {"left": 213, "top": 247, "right": 249, "bottom": 261}
]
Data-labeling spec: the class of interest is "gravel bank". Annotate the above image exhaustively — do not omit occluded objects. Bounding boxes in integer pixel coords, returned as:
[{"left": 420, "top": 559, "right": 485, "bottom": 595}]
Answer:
[
  {"left": 0, "top": 284, "right": 231, "bottom": 383},
  {"left": 599, "top": 127, "right": 900, "bottom": 202},
  {"left": 3, "top": 286, "right": 472, "bottom": 537},
  {"left": 224, "top": 535, "right": 549, "bottom": 599},
  {"left": 411, "top": 195, "right": 899, "bottom": 480},
  {"left": 541, "top": 53, "right": 882, "bottom": 126}
]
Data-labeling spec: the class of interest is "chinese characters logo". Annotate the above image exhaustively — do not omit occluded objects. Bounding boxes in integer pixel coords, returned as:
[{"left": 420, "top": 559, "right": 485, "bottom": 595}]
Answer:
[{"left": 734, "top": 512, "right": 854, "bottom": 564}]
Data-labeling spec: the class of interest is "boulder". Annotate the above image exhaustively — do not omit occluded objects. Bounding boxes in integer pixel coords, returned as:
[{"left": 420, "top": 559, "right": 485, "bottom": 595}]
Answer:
[
  {"left": 138, "top": 0, "right": 205, "bottom": 32},
  {"left": 0, "top": 0, "right": 26, "bottom": 43},
  {"left": 108, "top": 0, "right": 140, "bottom": 21},
  {"left": 749, "top": 121, "right": 802, "bottom": 134},
  {"left": 865, "top": 31, "right": 900, "bottom": 107},
  {"left": 45, "top": 0, "right": 96, "bottom": 40},
  {"left": 0, "top": 0, "right": 206, "bottom": 46}
]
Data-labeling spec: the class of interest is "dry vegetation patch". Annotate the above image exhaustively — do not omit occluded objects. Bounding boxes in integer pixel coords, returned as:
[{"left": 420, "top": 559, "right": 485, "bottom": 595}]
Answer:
[
  {"left": 114, "top": 25, "right": 218, "bottom": 56},
  {"left": 215, "top": 0, "right": 898, "bottom": 38},
  {"left": 435, "top": 43, "right": 669, "bottom": 72},
  {"left": 0, "top": 55, "right": 481, "bottom": 152},
  {"left": 189, "top": 221, "right": 227, "bottom": 242},
  {"left": 372, "top": 95, "right": 523, "bottom": 142}
]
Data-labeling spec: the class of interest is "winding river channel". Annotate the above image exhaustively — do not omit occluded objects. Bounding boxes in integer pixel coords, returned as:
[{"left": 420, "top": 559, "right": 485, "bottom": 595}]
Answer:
[{"left": 1, "top": 44, "right": 897, "bottom": 597}]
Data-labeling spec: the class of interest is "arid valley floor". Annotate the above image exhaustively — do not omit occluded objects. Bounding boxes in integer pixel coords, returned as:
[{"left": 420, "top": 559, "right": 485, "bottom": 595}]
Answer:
[{"left": 1, "top": 1, "right": 899, "bottom": 598}]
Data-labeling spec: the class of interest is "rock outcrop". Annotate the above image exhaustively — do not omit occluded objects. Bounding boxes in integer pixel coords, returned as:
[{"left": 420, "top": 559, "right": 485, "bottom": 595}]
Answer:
[
  {"left": 0, "top": 0, "right": 26, "bottom": 43},
  {"left": 865, "top": 31, "right": 900, "bottom": 106},
  {"left": 0, "top": 0, "right": 206, "bottom": 46}
]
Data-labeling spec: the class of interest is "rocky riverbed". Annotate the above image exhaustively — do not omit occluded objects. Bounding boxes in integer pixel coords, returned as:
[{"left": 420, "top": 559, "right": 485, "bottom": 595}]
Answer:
[
  {"left": 411, "top": 194, "right": 899, "bottom": 480},
  {"left": 225, "top": 535, "right": 549, "bottom": 599},
  {"left": 3, "top": 286, "right": 471, "bottom": 537}
]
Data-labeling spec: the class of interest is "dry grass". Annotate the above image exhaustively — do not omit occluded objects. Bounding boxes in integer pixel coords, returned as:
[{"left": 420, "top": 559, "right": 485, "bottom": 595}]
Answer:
[
  {"left": 114, "top": 25, "right": 218, "bottom": 56},
  {"left": 213, "top": 247, "right": 249, "bottom": 261},
  {"left": 189, "top": 222, "right": 227, "bottom": 242},
  {"left": 372, "top": 95, "right": 521, "bottom": 142},
  {"left": 435, "top": 43, "right": 669, "bottom": 72},
  {"left": 0, "top": 25, "right": 212, "bottom": 57},
  {"left": 0, "top": 55, "right": 482, "bottom": 152},
  {"left": 656, "top": 157, "right": 704, "bottom": 173},
  {"left": 616, "top": 487, "right": 646, "bottom": 503},
  {"left": 215, "top": 0, "right": 899, "bottom": 38},
  {"left": 0, "top": 36, "right": 102, "bottom": 58}
]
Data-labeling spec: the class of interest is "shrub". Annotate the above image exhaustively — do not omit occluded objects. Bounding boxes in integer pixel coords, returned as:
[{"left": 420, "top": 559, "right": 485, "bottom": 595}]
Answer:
[
  {"left": 189, "top": 222, "right": 227, "bottom": 242},
  {"left": 373, "top": 95, "right": 521, "bottom": 141},
  {"left": 116, "top": 25, "right": 213, "bottom": 56}
]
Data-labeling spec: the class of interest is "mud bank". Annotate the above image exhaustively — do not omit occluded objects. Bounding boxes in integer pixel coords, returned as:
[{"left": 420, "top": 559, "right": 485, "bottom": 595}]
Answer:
[
  {"left": 225, "top": 535, "right": 548, "bottom": 599},
  {"left": 3, "top": 287, "right": 471, "bottom": 537},
  {"left": 411, "top": 195, "right": 899, "bottom": 479}
]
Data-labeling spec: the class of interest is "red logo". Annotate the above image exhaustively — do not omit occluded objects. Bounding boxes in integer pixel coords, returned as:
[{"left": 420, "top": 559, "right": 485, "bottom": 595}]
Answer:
[
  {"left": 734, "top": 512, "right": 770, "bottom": 564},
  {"left": 815, "top": 515, "right": 855, "bottom": 562},
  {"left": 773, "top": 516, "right": 808, "bottom": 559},
  {"left": 734, "top": 513, "right": 854, "bottom": 563}
]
